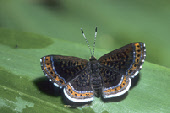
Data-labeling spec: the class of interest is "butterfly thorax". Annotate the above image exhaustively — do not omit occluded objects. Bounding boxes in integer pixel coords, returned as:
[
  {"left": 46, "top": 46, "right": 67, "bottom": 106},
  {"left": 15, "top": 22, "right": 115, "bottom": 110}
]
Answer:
[{"left": 89, "top": 56, "right": 102, "bottom": 97}]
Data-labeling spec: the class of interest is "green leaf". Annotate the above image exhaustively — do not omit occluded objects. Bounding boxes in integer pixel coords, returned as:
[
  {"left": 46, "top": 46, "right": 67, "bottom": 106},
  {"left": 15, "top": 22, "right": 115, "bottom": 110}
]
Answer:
[
  {"left": 0, "top": 28, "right": 53, "bottom": 49},
  {"left": 0, "top": 29, "right": 169, "bottom": 113}
]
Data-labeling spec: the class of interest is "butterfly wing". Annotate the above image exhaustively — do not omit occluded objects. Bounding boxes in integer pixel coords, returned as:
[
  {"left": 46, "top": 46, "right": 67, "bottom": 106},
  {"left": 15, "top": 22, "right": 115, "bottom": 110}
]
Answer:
[
  {"left": 40, "top": 55, "right": 88, "bottom": 87},
  {"left": 63, "top": 68, "right": 94, "bottom": 102},
  {"left": 99, "top": 42, "right": 146, "bottom": 78},
  {"left": 100, "top": 67, "right": 131, "bottom": 98},
  {"left": 99, "top": 42, "right": 146, "bottom": 98}
]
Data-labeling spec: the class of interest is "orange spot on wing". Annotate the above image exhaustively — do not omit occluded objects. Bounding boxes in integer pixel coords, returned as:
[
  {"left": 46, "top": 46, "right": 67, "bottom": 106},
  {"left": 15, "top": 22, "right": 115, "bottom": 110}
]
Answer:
[
  {"left": 44, "top": 56, "right": 65, "bottom": 85},
  {"left": 135, "top": 43, "right": 139, "bottom": 46},
  {"left": 128, "top": 43, "right": 142, "bottom": 75},
  {"left": 66, "top": 85, "right": 93, "bottom": 97},
  {"left": 104, "top": 76, "right": 127, "bottom": 93}
]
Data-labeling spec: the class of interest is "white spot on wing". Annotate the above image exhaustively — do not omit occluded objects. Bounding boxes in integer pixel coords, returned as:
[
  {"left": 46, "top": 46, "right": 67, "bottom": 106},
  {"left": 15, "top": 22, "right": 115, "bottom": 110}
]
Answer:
[
  {"left": 134, "top": 71, "right": 139, "bottom": 76},
  {"left": 140, "top": 65, "right": 142, "bottom": 69},
  {"left": 142, "top": 59, "right": 145, "bottom": 62},
  {"left": 54, "top": 83, "right": 59, "bottom": 87}
]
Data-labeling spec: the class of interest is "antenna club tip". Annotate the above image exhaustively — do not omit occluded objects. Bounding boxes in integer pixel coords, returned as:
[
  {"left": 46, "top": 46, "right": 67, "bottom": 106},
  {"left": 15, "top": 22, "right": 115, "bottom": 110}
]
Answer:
[
  {"left": 95, "top": 27, "right": 97, "bottom": 32},
  {"left": 80, "top": 28, "right": 84, "bottom": 33}
]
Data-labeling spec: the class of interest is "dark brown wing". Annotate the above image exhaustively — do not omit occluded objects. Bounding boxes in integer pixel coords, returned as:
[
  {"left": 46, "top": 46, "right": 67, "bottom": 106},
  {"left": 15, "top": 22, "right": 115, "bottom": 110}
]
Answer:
[
  {"left": 99, "top": 66, "right": 131, "bottom": 98},
  {"left": 64, "top": 68, "right": 93, "bottom": 102},
  {"left": 98, "top": 42, "right": 146, "bottom": 78},
  {"left": 99, "top": 42, "right": 146, "bottom": 98},
  {"left": 40, "top": 55, "right": 88, "bottom": 87}
]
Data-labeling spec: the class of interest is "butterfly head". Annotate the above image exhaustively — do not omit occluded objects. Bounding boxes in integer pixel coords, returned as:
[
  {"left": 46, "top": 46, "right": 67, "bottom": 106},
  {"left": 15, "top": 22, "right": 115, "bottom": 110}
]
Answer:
[{"left": 89, "top": 56, "right": 97, "bottom": 61}]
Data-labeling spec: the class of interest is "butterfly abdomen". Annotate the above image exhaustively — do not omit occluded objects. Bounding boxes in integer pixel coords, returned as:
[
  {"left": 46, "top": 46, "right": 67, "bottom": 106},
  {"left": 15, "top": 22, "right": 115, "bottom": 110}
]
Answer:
[
  {"left": 90, "top": 60, "right": 102, "bottom": 97},
  {"left": 91, "top": 75, "right": 102, "bottom": 97}
]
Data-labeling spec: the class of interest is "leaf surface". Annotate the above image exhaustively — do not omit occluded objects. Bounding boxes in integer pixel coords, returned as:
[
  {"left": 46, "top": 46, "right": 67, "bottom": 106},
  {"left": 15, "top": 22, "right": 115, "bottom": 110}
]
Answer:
[{"left": 0, "top": 29, "right": 169, "bottom": 113}]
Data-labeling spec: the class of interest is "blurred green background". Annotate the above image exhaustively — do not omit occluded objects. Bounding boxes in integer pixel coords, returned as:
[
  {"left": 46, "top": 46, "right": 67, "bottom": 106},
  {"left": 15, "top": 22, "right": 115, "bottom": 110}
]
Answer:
[
  {"left": 0, "top": 0, "right": 170, "bottom": 67},
  {"left": 0, "top": 0, "right": 170, "bottom": 113}
]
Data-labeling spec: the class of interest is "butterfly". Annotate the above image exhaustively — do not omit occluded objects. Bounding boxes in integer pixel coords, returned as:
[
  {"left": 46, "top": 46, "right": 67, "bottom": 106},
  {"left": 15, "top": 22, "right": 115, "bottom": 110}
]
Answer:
[{"left": 40, "top": 27, "right": 146, "bottom": 102}]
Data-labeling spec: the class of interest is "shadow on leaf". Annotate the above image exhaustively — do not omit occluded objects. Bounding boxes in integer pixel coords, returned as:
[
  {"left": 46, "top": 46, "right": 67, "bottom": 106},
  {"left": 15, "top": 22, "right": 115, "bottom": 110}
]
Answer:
[
  {"left": 33, "top": 73, "right": 140, "bottom": 106},
  {"left": 130, "top": 73, "right": 141, "bottom": 90},
  {"left": 33, "top": 76, "right": 92, "bottom": 107},
  {"left": 34, "top": 0, "right": 65, "bottom": 11},
  {"left": 33, "top": 76, "right": 61, "bottom": 97}
]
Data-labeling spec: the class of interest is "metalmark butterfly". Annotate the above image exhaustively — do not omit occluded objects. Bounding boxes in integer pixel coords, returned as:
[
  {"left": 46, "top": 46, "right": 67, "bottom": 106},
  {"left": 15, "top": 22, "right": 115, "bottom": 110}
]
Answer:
[{"left": 40, "top": 27, "right": 146, "bottom": 102}]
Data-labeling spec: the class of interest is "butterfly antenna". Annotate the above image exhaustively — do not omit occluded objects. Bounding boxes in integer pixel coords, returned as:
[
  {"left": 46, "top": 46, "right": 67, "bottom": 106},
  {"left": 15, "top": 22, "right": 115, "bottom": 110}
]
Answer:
[
  {"left": 81, "top": 28, "right": 93, "bottom": 56},
  {"left": 92, "top": 27, "right": 97, "bottom": 56}
]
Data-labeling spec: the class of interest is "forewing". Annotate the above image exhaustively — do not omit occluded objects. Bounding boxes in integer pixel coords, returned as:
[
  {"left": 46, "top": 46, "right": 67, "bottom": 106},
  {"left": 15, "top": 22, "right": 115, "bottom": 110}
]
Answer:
[
  {"left": 63, "top": 69, "right": 93, "bottom": 102},
  {"left": 100, "top": 67, "right": 131, "bottom": 98},
  {"left": 99, "top": 42, "right": 146, "bottom": 78},
  {"left": 40, "top": 55, "right": 88, "bottom": 87}
]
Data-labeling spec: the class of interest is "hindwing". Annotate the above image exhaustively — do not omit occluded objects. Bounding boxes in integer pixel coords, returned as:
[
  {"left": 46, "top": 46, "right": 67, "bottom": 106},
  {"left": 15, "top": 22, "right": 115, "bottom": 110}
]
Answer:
[{"left": 40, "top": 55, "right": 88, "bottom": 87}]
